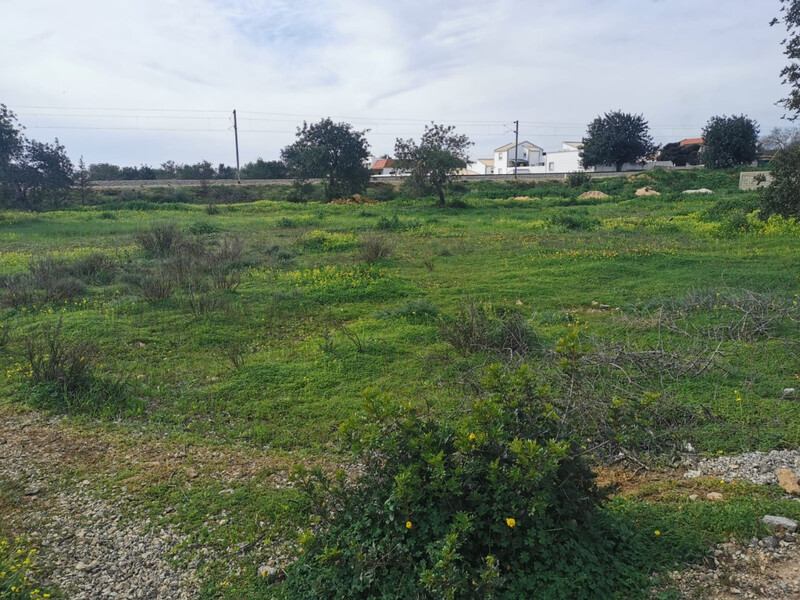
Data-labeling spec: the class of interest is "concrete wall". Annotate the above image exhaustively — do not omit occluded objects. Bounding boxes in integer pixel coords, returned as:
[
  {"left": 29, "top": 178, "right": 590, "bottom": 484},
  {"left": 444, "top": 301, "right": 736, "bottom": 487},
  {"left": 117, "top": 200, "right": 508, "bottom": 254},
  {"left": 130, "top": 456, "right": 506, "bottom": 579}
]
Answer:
[{"left": 739, "top": 171, "right": 774, "bottom": 190}]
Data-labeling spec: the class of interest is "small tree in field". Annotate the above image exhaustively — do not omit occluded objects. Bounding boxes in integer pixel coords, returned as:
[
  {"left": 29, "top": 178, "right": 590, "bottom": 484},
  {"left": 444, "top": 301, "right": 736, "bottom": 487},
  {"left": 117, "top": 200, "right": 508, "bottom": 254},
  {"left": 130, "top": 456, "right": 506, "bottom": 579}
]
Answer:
[
  {"left": 772, "top": 0, "right": 800, "bottom": 118},
  {"left": 75, "top": 157, "right": 94, "bottom": 205},
  {"left": 394, "top": 123, "right": 472, "bottom": 207},
  {"left": 580, "top": 111, "right": 657, "bottom": 172},
  {"left": 701, "top": 115, "right": 759, "bottom": 169},
  {"left": 281, "top": 118, "right": 371, "bottom": 202}
]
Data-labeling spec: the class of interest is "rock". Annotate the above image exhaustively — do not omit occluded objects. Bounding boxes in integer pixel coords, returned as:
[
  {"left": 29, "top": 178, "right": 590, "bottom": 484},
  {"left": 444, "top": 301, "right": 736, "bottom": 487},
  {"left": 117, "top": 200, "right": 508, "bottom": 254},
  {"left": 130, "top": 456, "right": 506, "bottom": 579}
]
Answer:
[
  {"left": 259, "top": 564, "right": 278, "bottom": 578},
  {"left": 24, "top": 486, "right": 42, "bottom": 496},
  {"left": 762, "top": 515, "right": 798, "bottom": 532},
  {"left": 707, "top": 492, "right": 724, "bottom": 501},
  {"left": 186, "top": 468, "right": 198, "bottom": 479},
  {"left": 783, "top": 388, "right": 796, "bottom": 398},
  {"left": 682, "top": 188, "right": 714, "bottom": 194},
  {"left": 775, "top": 468, "right": 800, "bottom": 495},
  {"left": 635, "top": 186, "right": 660, "bottom": 196},
  {"left": 218, "top": 488, "right": 234, "bottom": 495},
  {"left": 577, "top": 190, "right": 609, "bottom": 199},
  {"left": 688, "top": 494, "right": 699, "bottom": 501}
]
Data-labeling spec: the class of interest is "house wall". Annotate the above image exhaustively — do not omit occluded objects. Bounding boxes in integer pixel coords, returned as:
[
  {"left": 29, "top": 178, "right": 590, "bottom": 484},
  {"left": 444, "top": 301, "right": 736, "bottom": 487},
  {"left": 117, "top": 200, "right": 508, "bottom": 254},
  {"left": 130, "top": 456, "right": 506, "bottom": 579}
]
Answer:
[{"left": 543, "top": 150, "right": 585, "bottom": 173}]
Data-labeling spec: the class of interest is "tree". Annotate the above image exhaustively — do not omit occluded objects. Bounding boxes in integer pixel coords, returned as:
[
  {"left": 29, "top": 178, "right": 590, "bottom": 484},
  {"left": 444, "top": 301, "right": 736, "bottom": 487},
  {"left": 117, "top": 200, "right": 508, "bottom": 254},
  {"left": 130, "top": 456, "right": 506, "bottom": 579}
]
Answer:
[
  {"left": 240, "top": 158, "right": 288, "bottom": 179},
  {"left": 75, "top": 157, "right": 94, "bottom": 205},
  {"left": 281, "top": 118, "right": 371, "bottom": 202},
  {"left": 89, "top": 163, "right": 123, "bottom": 181},
  {"left": 394, "top": 123, "right": 472, "bottom": 207},
  {"left": 580, "top": 111, "right": 657, "bottom": 172},
  {"left": 0, "top": 106, "right": 73, "bottom": 209},
  {"left": 658, "top": 142, "right": 701, "bottom": 167},
  {"left": 761, "top": 146, "right": 800, "bottom": 218},
  {"left": 759, "top": 126, "right": 800, "bottom": 152},
  {"left": 772, "top": 0, "right": 800, "bottom": 118},
  {"left": 701, "top": 115, "right": 759, "bottom": 169}
]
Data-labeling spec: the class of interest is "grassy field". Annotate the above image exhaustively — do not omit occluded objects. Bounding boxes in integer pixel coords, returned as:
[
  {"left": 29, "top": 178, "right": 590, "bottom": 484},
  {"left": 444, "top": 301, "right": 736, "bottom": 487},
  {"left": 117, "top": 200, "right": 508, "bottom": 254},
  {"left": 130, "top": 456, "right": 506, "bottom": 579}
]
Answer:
[{"left": 1, "top": 169, "right": 800, "bottom": 597}]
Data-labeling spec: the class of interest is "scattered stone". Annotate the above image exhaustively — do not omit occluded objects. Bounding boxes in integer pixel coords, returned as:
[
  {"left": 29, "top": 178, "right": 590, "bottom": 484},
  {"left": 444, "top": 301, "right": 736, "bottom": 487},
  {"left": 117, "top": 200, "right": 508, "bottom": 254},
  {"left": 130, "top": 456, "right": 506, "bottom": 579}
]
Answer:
[
  {"left": 577, "top": 190, "right": 609, "bottom": 199},
  {"left": 762, "top": 515, "right": 798, "bottom": 533},
  {"left": 218, "top": 488, "right": 234, "bottom": 495},
  {"left": 776, "top": 468, "right": 800, "bottom": 495},
  {"left": 24, "top": 486, "right": 42, "bottom": 496},
  {"left": 688, "top": 494, "right": 699, "bottom": 501},
  {"left": 259, "top": 564, "right": 277, "bottom": 578},
  {"left": 707, "top": 492, "right": 724, "bottom": 501},
  {"left": 783, "top": 388, "right": 797, "bottom": 399},
  {"left": 635, "top": 186, "right": 660, "bottom": 196},
  {"left": 683, "top": 448, "right": 800, "bottom": 486},
  {"left": 186, "top": 468, "right": 199, "bottom": 479},
  {"left": 682, "top": 188, "right": 714, "bottom": 194}
]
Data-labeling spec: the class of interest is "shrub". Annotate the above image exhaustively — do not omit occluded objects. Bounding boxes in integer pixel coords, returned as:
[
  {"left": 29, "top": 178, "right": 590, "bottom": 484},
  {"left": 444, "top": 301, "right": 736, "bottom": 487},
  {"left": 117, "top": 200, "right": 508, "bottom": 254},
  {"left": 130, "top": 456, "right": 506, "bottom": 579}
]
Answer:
[
  {"left": 28, "top": 258, "right": 86, "bottom": 302},
  {"left": 359, "top": 233, "right": 393, "bottom": 264},
  {"left": 0, "top": 274, "right": 36, "bottom": 308},
  {"left": 549, "top": 209, "right": 600, "bottom": 231},
  {"left": 567, "top": 172, "right": 592, "bottom": 188},
  {"left": 367, "top": 183, "right": 398, "bottom": 202},
  {"left": 137, "top": 273, "right": 174, "bottom": 303},
  {"left": 439, "top": 303, "right": 540, "bottom": 358},
  {"left": 25, "top": 318, "right": 95, "bottom": 395},
  {"left": 70, "top": 253, "right": 117, "bottom": 285},
  {"left": 284, "top": 366, "right": 649, "bottom": 599},
  {"left": 380, "top": 299, "right": 440, "bottom": 323},
  {"left": 188, "top": 221, "right": 217, "bottom": 235},
  {"left": 134, "top": 223, "right": 184, "bottom": 256},
  {"left": 761, "top": 147, "right": 800, "bottom": 218}
]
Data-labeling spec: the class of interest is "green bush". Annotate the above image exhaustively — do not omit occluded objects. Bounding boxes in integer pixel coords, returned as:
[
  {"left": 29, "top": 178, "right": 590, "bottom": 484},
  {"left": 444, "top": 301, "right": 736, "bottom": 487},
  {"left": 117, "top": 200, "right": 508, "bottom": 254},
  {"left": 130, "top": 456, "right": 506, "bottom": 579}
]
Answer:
[
  {"left": 283, "top": 366, "right": 650, "bottom": 599},
  {"left": 567, "top": 172, "right": 592, "bottom": 188},
  {"left": 761, "top": 147, "right": 800, "bottom": 218},
  {"left": 438, "top": 303, "right": 540, "bottom": 358},
  {"left": 549, "top": 209, "right": 600, "bottom": 231},
  {"left": 134, "top": 222, "right": 184, "bottom": 256}
]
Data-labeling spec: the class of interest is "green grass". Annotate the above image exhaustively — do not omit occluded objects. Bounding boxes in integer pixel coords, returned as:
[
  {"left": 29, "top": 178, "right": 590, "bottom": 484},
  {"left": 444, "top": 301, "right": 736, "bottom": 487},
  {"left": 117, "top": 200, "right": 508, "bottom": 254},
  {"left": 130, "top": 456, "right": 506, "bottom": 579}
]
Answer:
[{"left": 1, "top": 168, "right": 799, "bottom": 596}]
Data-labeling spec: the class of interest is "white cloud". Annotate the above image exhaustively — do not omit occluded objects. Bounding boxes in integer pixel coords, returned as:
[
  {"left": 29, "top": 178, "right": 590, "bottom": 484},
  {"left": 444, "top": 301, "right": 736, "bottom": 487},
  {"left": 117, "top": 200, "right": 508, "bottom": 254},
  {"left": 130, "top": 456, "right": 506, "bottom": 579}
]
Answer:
[{"left": 0, "top": 0, "right": 789, "bottom": 165}]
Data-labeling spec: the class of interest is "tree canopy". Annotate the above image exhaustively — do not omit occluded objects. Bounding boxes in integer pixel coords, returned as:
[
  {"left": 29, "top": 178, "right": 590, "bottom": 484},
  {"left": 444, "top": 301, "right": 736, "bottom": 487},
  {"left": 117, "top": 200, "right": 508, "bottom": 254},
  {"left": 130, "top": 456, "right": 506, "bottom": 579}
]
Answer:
[
  {"left": 394, "top": 123, "right": 472, "bottom": 206},
  {"left": 701, "top": 115, "right": 759, "bottom": 169},
  {"left": 657, "top": 142, "right": 701, "bottom": 167},
  {"left": 281, "top": 118, "right": 371, "bottom": 202},
  {"left": 580, "top": 111, "right": 657, "bottom": 172},
  {"left": 772, "top": 0, "right": 800, "bottom": 118},
  {"left": 0, "top": 104, "right": 73, "bottom": 209}
]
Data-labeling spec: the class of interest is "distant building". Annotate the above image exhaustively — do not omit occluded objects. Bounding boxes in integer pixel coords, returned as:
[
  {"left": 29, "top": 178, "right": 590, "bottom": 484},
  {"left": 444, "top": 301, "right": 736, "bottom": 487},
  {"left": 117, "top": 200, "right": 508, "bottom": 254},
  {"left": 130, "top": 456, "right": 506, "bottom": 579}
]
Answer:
[
  {"left": 493, "top": 141, "right": 545, "bottom": 175},
  {"left": 679, "top": 137, "right": 704, "bottom": 147},
  {"left": 467, "top": 158, "right": 495, "bottom": 175},
  {"left": 370, "top": 158, "right": 399, "bottom": 175}
]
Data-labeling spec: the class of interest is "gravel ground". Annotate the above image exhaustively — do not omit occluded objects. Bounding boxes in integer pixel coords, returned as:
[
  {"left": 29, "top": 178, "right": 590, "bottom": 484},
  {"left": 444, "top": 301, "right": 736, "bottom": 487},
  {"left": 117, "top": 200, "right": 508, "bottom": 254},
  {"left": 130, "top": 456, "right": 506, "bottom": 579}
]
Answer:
[
  {"left": 1, "top": 411, "right": 199, "bottom": 599},
  {"left": 683, "top": 449, "right": 800, "bottom": 485}
]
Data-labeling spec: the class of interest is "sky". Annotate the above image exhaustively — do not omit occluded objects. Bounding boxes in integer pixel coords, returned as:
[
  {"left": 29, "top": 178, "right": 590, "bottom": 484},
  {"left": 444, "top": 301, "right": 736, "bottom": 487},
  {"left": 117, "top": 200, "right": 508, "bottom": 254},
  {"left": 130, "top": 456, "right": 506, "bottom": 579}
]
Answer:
[{"left": 0, "top": 0, "right": 792, "bottom": 167}]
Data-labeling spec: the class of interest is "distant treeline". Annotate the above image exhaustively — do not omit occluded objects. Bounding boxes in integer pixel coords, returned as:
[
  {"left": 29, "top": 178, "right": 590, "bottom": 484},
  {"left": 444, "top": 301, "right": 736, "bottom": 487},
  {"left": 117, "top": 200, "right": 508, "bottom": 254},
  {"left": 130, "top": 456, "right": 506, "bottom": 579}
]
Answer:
[{"left": 88, "top": 158, "right": 288, "bottom": 181}]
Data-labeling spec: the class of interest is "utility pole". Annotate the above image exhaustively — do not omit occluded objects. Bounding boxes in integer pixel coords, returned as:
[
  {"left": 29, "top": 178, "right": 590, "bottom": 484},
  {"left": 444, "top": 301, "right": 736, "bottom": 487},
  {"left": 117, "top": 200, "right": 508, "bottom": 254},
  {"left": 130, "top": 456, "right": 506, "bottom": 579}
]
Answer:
[
  {"left": 233, "top": 109, "right": 241, "bottom": 183},
  {"left": 513, "top": 120, "right": 519, "bottom": 179}
]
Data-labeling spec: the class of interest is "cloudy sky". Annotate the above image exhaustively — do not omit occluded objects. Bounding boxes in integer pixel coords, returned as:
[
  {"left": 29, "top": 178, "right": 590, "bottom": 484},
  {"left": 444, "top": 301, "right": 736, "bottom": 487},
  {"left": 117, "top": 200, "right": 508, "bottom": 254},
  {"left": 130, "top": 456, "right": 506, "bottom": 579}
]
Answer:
[{"left": 0, "top": 0, "right": 791, "bottom": 167}]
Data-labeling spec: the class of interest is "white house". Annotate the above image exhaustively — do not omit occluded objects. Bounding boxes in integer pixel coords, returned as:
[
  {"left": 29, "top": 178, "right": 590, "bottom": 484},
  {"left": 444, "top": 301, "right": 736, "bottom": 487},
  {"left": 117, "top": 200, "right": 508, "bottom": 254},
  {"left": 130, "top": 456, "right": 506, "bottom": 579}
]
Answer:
[
  {"left": 493, "top": 141, "right": 545, "bottom": 175},
  {"left": 541, "top": 142, "right": 586, "bottom": 173},
  {"left": 467, "top": 158, "right": 495, "bottom": 175}
]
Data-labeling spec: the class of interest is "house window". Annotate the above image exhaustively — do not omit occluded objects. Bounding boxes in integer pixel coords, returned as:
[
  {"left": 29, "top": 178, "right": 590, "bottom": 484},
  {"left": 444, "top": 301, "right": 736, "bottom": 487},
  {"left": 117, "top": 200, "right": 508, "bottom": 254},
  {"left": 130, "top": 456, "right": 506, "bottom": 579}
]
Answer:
[{"left": 549, "top": 162, "right": 555, "bottom": 172}]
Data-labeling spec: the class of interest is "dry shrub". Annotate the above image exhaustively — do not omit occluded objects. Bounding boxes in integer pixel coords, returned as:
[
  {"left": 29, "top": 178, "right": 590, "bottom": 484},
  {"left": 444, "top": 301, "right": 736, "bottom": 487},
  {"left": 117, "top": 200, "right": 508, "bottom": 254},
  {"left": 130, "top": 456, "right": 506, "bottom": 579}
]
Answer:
[
  {"left": 134, "top": 223, "right": 184, "bottom": 256},
  {"left": 360, "top": 233, "right": 393, "bottom": 264}
]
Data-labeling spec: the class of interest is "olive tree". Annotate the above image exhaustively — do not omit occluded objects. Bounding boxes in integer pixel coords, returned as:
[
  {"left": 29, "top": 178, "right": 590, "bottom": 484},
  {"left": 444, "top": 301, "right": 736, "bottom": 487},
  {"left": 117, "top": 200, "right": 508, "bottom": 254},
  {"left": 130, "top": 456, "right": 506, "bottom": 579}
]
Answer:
[
  {"left": 281, "top": 118, "right": 371, "bottom": 202},
  {"left": 394, "top": 123, "right": 472, "bottom": 207},
  {"left": 701, "top": 115, "right": 759, "bottom": 169},
  {"left": 580, "top": 111, "right": 657, "bottom": 172}
]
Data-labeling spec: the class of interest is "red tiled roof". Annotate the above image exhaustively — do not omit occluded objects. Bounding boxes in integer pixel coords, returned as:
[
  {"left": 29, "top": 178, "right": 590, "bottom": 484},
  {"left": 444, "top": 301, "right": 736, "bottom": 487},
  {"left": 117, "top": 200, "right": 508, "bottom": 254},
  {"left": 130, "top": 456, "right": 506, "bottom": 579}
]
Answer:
[
  {"left": 679, "top": 138, "right": 704, "bottom": 146},
  {"left": 372, "top": 158, "right": 396, "bottom": 169}
]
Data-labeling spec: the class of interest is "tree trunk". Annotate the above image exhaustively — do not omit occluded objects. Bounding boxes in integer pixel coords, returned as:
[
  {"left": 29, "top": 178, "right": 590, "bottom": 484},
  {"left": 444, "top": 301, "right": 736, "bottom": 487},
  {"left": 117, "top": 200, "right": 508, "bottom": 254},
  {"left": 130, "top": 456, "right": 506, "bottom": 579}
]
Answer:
[{"left": 436, "top": 186, "right": 446, "bottom": 207}]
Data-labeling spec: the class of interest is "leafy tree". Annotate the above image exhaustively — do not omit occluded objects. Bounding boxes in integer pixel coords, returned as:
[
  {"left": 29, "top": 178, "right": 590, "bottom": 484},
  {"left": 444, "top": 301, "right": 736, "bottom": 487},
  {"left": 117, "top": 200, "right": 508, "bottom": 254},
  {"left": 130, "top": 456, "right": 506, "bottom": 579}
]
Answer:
[
  {"left": 761, "top": 146, "right": 800, "bottom": 218},
  {"left": 580, "top": 111, "right": 657, "bottom": 172},
  {"left": 88, "top": 163, "right": 123, "bottom": 181},
  {"left": 240, "top": 158, "right": 288, "bottom": 179},
  {"left": 772, "top": 0, "right": 800, "bottom": 118},
  {"left": 701, "top": 115, "right": 759, "bottom": 168},
  {"left": 0, "top": 106, "right": 73, "bottom": 209},
  {"left": 281, "top": 118, "right": 371, "bottom": 202},
  {"left": 759, "top": 126, "right": 800, "bottom": 152},
  {"left": 657, "top": 142, "right": 701, "bottom": 167},
  {"left": 394, "top": 123, "right": 472, "bottom": 207}
]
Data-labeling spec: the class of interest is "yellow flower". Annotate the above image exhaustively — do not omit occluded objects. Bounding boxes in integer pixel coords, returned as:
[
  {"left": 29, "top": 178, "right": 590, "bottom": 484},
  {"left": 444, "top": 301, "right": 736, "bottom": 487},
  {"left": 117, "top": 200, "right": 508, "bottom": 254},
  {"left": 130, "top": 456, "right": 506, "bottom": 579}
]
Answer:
[
  {"left": 654, "top": 530, "right": 661, "bottom": 536},
  {"left": 406, "top": 521, "right": 413, "bottom": 529},
  {"left": 506, "top": 518, "right": 516, "bottom": 528},
  {"left": 468, "top": 433, "right": 476, "bottom": 441}
]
